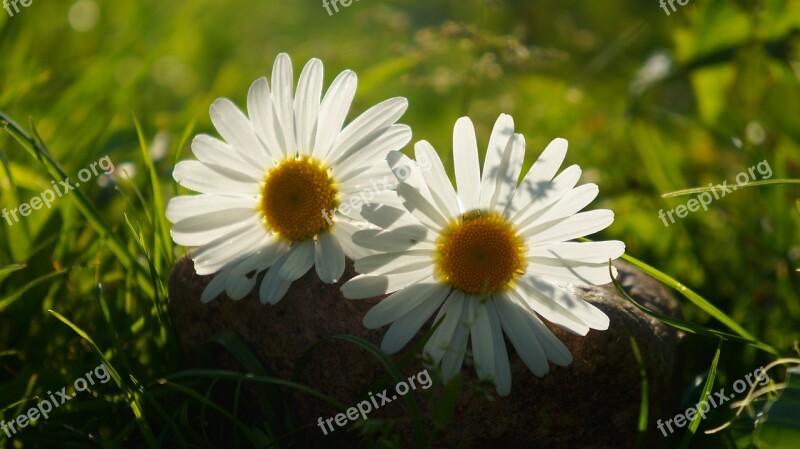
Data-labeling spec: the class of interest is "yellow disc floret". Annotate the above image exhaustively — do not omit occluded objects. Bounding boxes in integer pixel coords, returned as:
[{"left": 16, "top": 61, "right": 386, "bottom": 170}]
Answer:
[
  {"left": 435, "top": 211, "right": 526, "bottom": 296},
  {"left": 259, "top": 156, "right": 338, "bottom": 242}
]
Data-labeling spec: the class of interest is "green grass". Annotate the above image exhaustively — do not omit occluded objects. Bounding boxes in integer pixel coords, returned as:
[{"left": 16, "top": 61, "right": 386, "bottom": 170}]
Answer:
[{"left": 2, "top": 0, "right": 800, "bottom": 447}]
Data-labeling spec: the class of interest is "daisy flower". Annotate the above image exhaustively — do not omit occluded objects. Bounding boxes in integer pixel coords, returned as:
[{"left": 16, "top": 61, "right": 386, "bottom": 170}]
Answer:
[
  {"left": 341, "top": 114, "right": 625, "bottom": 395},
  {"left": 167, "top": 53, "right": 411, "bottom": 305}
]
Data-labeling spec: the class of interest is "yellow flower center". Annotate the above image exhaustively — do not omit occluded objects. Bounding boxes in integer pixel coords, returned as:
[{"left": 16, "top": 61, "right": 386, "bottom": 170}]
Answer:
[
  {"left": 259, "top": 157, "right": 338, "bottom": 242},
  {"left": 435, "top": 211, "right": 527, "bottom": 296}
]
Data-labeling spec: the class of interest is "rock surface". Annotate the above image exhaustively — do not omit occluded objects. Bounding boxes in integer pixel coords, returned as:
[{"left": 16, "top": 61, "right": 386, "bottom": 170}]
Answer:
[{"left": 169, "top": 256, "right": 684, "bottom": 449}]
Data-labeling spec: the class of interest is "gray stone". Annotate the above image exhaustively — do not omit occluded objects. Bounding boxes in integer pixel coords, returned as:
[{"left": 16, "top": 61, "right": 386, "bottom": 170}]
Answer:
[{"left": 169, "top": 256, "right": 683, "bottom": 448}]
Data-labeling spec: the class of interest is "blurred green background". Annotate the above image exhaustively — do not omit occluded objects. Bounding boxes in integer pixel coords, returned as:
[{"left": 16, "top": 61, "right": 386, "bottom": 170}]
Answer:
[{"left": 1, "top": 0, "right": 800, "bottom": 447}]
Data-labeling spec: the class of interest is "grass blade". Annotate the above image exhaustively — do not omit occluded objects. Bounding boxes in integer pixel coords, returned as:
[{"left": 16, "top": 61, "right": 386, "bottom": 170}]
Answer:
[
  {"left": 609, "top": 261, "right": 779, "bottom": 355},
  {"left": 663, "top": 179, "right": 800, "bottom": 198},
  {"left": 618, "top": 253, "right": 764, "bottom": 345},
  {"left": 48, "top": 309, "right": 159, "bottom": 448},
  {"left": 0, "top": 267, "right": 70, "bottom": 311},
  {"left": 678, "top": 339, "right": 722, "bottom": 449},
  {"left": 0, "top": 111, "right": 154, "bottom": 298},
  {"left": 629, "top": 334, "right": 649, "bottom": 449},
  {"left": 0, "top": 263, "right": 25, "bottom": 281}
]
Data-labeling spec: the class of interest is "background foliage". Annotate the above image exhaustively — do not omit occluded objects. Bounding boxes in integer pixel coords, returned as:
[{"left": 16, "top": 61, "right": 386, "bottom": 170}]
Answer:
[{"left": 1, "top": 0, "right": 799, "bottom": 447}]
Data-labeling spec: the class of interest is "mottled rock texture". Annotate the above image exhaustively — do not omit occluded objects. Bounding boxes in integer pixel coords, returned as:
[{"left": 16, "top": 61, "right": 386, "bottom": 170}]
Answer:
[{"left": 169, "top": 256, "right": 683, "bottom": 449}]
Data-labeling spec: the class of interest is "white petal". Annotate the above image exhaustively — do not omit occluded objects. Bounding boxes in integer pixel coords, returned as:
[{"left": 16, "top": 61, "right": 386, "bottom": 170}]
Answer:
[
  {"left": 528, "top": 241, "right": 626, "bottom": 264},
  {"left": 171, "top": 211, "right": 261, "bottom": 247},
  {"left": 480, "top": 115, "right": 515, "bottom": 195},
  {"left": 415, "top": 140, "right": 459, "bottom": 218},
  {"left": 191, "top": 134, "right": 264, "bottom": 180},
  {"left": 259, "top": 254, "right": 292, "bottom": 304},
  {"left": 201, "top": 265, "right": 232, "bottom": 303},
  {"left": 526, "top": 259, "right": 615, "bottom": 285},
  {"left": 166, "top": 194, "right": 257, "bottom": 223},
  {"left": 313, "top": 70, "right": 357, "bottom": 159},
  {"left": 337, "top": 161, "right": 396, "bottom": 199},
  {"left": 440, "top": 307, "right": 469, "bottom": 381},
  {"left": 353, "top": 227, "right": 434, "bottom": 253},
  {"left": 359, "top": 202, "right": 419, "bottom": 229},
  {"left": 488, "top": 134, "right": 525, "bottom": 213},
  {"left": 171, "top": 206, "right": 257, "bottom": 234},
  {"left": 354, "top": 249, "right": 433, "bottom": 276},
  {"left": 271, "top": 53, "right": 297, "bottom": 155},
  {"left": 294, "top": 58, "right": 323, "bottom": 152},
  {"left": 523, "top": 209, "right": 615, "bottom": 244},
  {"left": 337, "top": 190, "right": 403, "bottom": 223},
  {"left": 511, "top": 280, "right": 591, "bottom": 335},
  {"left": 341, "top": 267, "right": 435, "bottom": 299},
  {"left": 480, "top": 114, "right": 517, "bottom": 210},
  {"left": 396, "top": 182, "right": 448, "bottom": 232},
  {"left": 209, "top": 98, "right": 267, "bottom": 166},
  {"left": 521, "top": 183, "right": 598, "bottom": 229},
  {"left": 424, "top": 290, "right": 466, "bottom": 366},
  {"left": 494, "top": 291, "right": 550, "bottom": 375},
  {"left": 192, "top": 225, "right": 271, "bottom": 275},
  {"left": 507, "top": 137, "right": 568, "bottom": 217},
  {"left": 525, "top": 310, "right": 573, "bottom": 366},
  {"left": 518, "top": 275, "right": 609, "bottom": 330},
  {"left": 513, "top": 164, "right": 582, "bottom": 227},
  {"left": 386, "top": 151, "right": 435, "bottom": 202},
  {"left": 314, "top": 231, "right": 345, "bottom": 283},
  {"left": 485, "top": 300, "right": 512, "bottom": 395},
  {"left": 453, "top": 117, "right": 480, "bottom": 212},
  {"left": 225, "top": 251, "right": 271, "bottom": 300},
  {"left": 247, "top": 77, "right": 285, "bottom": 160},
  {"left": 221, "top": 239, "right": 291, "bottom": 294},
  {"left": 279, "top": 239, "right": 315, "bottom": 281},
  {"left": 332, "top": 125, "right": 412, "bottom": 178},
  {"left": 330, "top": 219, "right": 376, "bottom": 260},
  {"left": 329, "top": 97, "right": 408, "bottom": 162},
  {"left": 363, "top": 282, "right": 448, "bottom": 329},
  {"left": 470, "top": 300, "right": 495, "bottom": 381},
  {"left": 381, "top": 289, "right": 448, "bottom": 354},
  {"left": 173, "top": 160, "right": 259, "bottom": 196}
]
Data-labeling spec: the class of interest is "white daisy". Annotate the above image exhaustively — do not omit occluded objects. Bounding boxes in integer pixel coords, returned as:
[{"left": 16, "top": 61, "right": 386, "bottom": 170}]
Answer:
[
  {"left": 167, "top": 53, "right": 411, "bottom": 305},
  {"left": 341, "top": 114, "right": 625, "bottom": 395}
]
